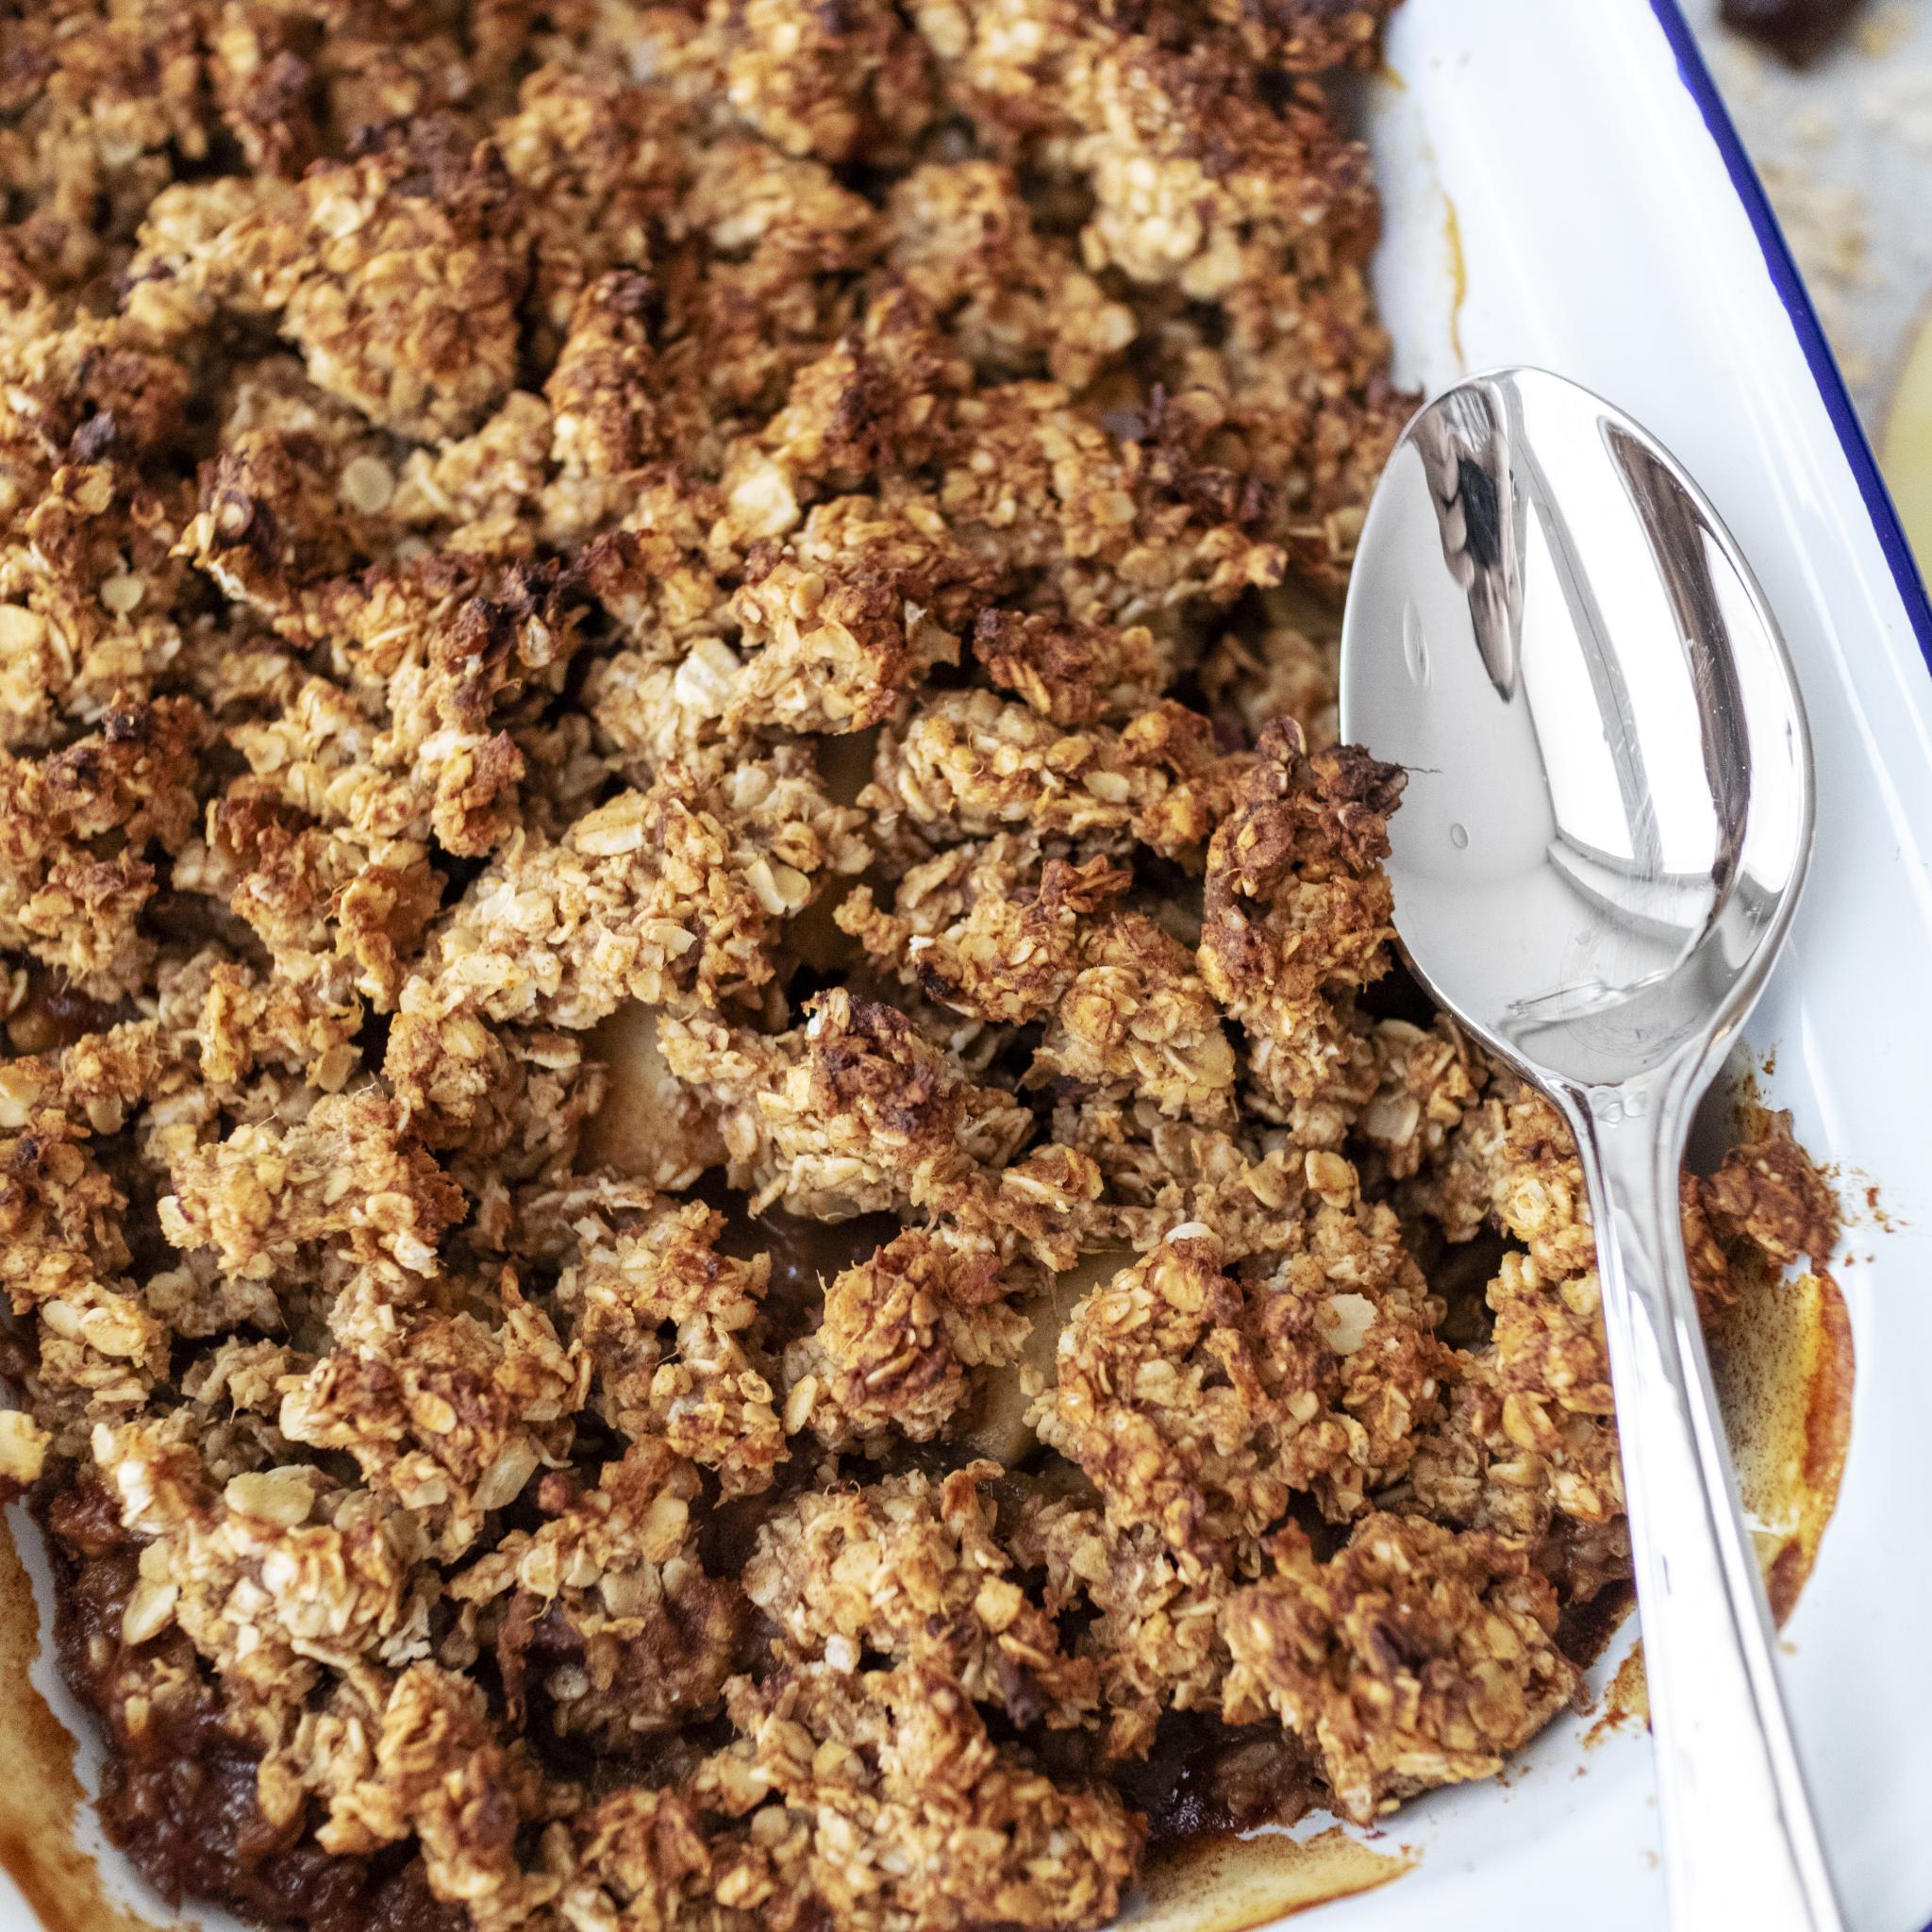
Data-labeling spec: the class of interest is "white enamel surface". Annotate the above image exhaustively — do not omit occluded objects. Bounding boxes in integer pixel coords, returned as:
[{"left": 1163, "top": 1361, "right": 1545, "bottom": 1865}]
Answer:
[{"left": 6, "top": 7, "right": 1932, "bottom": 1931}]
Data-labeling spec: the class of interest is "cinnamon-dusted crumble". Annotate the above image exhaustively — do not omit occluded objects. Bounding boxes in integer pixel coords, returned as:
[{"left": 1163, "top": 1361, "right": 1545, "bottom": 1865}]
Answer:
[{"left": 0, "top": 4, "right": 1841, "bottom": 1931}]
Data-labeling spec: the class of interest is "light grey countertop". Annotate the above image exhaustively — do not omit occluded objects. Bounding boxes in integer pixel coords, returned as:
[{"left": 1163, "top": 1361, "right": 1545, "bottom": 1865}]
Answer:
[{"left": 1685, "top": 0, "right": 1932, "bottom": 427}]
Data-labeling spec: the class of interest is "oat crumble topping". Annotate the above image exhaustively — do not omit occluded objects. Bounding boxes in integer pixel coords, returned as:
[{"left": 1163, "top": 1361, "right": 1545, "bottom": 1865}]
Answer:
[{"left": 0, "top": 4, "right": 1841, "bottom": 1929}]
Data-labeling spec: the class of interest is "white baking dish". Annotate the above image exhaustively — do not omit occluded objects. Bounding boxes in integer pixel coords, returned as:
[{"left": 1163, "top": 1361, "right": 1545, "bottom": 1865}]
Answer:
[{"left": 7, "top": 4, "right": 1932, "bottom": 1930}]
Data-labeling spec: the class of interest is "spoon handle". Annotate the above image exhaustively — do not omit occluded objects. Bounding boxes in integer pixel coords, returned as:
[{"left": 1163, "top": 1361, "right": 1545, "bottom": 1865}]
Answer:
[{"left": 1569, "top": 1086, "right": 1845, "bottom": 1932}]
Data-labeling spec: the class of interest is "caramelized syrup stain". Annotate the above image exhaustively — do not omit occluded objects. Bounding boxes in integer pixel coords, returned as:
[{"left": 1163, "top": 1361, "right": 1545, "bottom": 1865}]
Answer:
[
  {"left": 0, "top": 1516, "right": 158, "bottom": 1932},
  {"left": 1124, "top": 1829, "right": 1415, "bottom": 1932},
  {"left": 1442, "top": 192, "right": 1468, "bottom": 370},
  {"left": 1708, "top": 1259, "right": 1855, "bottom": 1628},
  {"left": 1592, "top": 1248, "right": 1855, "bottom": 1744}
]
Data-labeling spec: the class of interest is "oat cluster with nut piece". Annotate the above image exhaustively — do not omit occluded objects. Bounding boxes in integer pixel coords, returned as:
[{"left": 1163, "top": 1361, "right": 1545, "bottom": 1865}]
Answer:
[{"left": 0, "top": 3, "right": 1844, "bottom": 1930}]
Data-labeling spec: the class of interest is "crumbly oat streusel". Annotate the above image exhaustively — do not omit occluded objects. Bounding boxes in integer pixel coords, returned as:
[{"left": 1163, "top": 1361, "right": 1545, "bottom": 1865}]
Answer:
[{"left": 0, "top": 4, "right": 1841, "bottom": 1930}]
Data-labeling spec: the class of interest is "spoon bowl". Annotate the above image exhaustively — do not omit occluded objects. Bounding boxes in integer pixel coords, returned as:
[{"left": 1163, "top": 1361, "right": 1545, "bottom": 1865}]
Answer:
[
  {"left": 1341, "top": 367, "right": 1811, "bottom": 1091},
  {"left": 1341, "top": 368, "right": 1839, "bottom": 1932}
]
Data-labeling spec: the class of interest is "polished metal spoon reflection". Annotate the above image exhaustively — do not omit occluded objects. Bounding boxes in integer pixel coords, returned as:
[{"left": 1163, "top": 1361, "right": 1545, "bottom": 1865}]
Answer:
[{"left": 1341, "top": 368, "right": 1842, "bottom": 1932}]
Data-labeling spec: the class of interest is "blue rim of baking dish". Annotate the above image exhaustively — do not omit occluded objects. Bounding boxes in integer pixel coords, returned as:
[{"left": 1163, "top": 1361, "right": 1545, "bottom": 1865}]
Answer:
[{"left": 1648, "top": 0, "right": 1932, "bottom": 679}]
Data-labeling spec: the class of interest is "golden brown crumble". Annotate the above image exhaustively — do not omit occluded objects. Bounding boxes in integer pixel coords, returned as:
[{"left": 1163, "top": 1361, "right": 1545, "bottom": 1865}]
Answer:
[
  {"left": 1220, "top": 1512, "right": 1574, "bottom": 1825},
  {"left": 0, "top": 4, "right": 1837, "bottom": 1931}
]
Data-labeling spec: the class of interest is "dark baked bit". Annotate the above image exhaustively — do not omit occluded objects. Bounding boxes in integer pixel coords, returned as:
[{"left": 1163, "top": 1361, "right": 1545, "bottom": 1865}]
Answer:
[
  {"left": 0, "top": 1, "right": 1840, "bottom": 1928},
  {"left": 1721, "top": 0, "right": 1868, "bottom": 67}
]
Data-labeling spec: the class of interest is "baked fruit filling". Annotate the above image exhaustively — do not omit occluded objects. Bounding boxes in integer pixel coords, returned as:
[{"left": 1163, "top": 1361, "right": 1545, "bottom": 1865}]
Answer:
[{"left": 0, "top": 3, "right": 1842, "bottom": 1930}]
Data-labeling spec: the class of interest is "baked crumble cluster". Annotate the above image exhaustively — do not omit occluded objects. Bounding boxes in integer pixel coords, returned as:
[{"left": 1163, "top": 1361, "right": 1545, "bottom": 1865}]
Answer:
[{"left": 0, "top": 4, "right": 1842, "bottom": 1931}]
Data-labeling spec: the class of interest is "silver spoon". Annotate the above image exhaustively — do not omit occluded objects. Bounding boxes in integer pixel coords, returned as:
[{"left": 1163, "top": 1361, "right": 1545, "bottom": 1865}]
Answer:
[{"left": 1340, "top": 368, "right": 1843, "bottom": 1932}]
